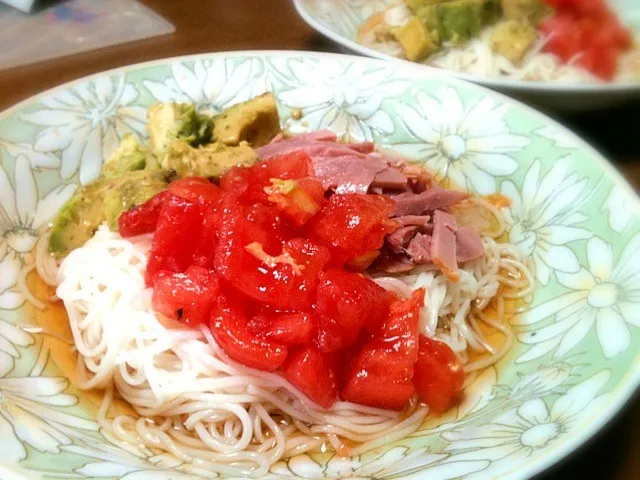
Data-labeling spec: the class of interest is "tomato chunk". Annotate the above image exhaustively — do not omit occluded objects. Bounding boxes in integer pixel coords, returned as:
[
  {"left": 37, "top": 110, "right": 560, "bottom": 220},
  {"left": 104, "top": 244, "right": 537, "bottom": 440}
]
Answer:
[
  {"left": 118, "top": 191, "right": 169, "bottom": 238},
  {"left": 220, "top": 152, "right": 314, "bottom": 203},
  {"left": 152, "top": 265, "right": 220, "bottom": 326},
  {"left": 307, "top": 194, "right": 396, "bottom": 265},
  {"left": 249, "top": 311, "right": 315, "bottom": 345},
  {"left": 281, "top": 346, "right": 338, "bottom": 408},
  {"left": 214, "top": 199, "right": 329, "bottom": 311},
  {"left": 209, "top": 295, "right": 288, "bottom": 371},
  {"left": 413, "top": 335, "right": 465, "bottom": 414},
  {"left": 314, "top": 269, "right": 394, "bottom": 352},
  {"left": 145, "top": 194, "right": 205, "bottom": 285},
  {"left": 340, "top": 288, "right": 424, "bottom": 410},
  {"left": 265, "top": 177, "right": 325, "bottom": 226},
  {"left": 168, "top": 177, "right": 222, "bottom": 206}
]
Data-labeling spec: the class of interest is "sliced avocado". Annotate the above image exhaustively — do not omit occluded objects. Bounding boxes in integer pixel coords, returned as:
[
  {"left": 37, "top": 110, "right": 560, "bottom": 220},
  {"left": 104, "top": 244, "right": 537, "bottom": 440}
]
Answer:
[
  {"left": 163, "top": 139, "right": 259, "bottom": 179},
  {"left": 100, "top": 133, "right": 148, "bottom": 178},
  {"left": 500, "top": 0, "right": 552, "bottom": 25},
  {"left": 49, "top": 170, "right": 173, "bottom": 257},
  {"left": 391, "top": 16, "right": 439, "bottom": 61},
  {"left": 211, "top": 93, "right": 281, "bottom": 148},
  {"left": 103, "top": 170, "right": 172, "bottom": 231},
  {"left": 147, "top": 103, "right": 212, "bottom": 159},
  {"left": 438, "top": 0, "right": 485, "bottom": 44},
  {"left": 490, "top": 19, "right": 537, "bottom": 63}
]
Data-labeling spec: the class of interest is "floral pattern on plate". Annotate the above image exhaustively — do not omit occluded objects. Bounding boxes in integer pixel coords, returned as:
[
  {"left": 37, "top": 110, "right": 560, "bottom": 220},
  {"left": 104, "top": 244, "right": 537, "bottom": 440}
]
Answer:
[{"left": 0, "top": 52, "right": 638, "bottom": 480}]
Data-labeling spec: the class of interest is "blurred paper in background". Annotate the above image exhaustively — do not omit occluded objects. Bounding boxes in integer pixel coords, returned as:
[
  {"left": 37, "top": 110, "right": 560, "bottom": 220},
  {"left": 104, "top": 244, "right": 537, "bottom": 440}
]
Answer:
[{"left": 0, "top": 0, "right": 175, "bottom": 70}]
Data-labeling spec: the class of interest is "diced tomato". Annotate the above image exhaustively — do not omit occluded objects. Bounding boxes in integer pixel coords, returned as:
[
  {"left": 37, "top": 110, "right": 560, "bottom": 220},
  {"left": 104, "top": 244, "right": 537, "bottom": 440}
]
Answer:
[
  {"left": 345, "top": 250, "right": 381, "bottom": 272},
  {"left": 340, "top": 289, "right": 424, "bottom": 410},
  {"left": 413, "top": 335, "right": 465, "bottom": 414},
  {"left": 540, "top": 0, "right": 631, "bottom": 80},
  {"left": 249, "top": 311, "right": 315, "bottom": 344},
  {"left": 152, "top": 265, "right": 220, "bottom": 326},
  {"left": 209, "top": 295, "right": 287, "bottom": 371},
  {"left": 578, "top": 47, "right": 619, "bottom": 81},
  {"left": 168, "top": 177, "right": 222, "bottom": 206},
  {"left": 145, "top": 194, "right": 205, "bottom": 285},
  {"left": 214, "top": 200, "right": 330, "bottom": 311},
  {"left": 307, "top": 194, "right": 396, "bottom": 265},
  {"left": 265, "top": 177, "right": 325, "bottom": 227},
  {"left": 220, "top": 152, "right": 314, "bottom": 203},
  {"left": 314, "top": 269, "right": 395, "bottom": 352},
  {"left": 118, "top": 191, "right": 169, "bottom": 238},
  {"left": 243, "top": 202, "right": 288, "bottom": 255},
  {"left": 541, "top": 15, "right": 582, "bottom": 63},
  {"left": 192, "top": 205, "right": 219, "bottom": 269},
  {"left": 281, "top": 346, "right": 338, "bottom": 408}
]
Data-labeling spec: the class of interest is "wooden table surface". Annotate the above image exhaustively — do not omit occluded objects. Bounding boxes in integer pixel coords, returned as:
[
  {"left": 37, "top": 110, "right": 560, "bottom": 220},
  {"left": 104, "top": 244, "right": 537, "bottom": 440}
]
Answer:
[{"left": 0, "top": 1, "right": 638, "bottom": 478}]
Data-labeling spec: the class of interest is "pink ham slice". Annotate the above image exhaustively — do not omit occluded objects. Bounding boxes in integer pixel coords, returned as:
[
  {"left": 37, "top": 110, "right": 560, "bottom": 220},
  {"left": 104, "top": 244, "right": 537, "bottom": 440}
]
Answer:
[
  {"left": 431, "top": 210, "right": 459, "bottom": 282},
  {"left": 371, "top": 167, "right": 408, "bottom": 190},
  {"left": 394, "top": 215, "right": 432, "bottom": 228},
  {"left": 392, "top": 188, "right": 469, "bottom": 216},
  {"left": 406, "top": 233, "right": 432, "bottom": 264},
  {"left": 387, "top": 226, "right": 419, "bottom": 253},
  {"left": 456, "top": 225, "right": 484, "bottom": 263},
  {"left": 312, "top": 154, "right": 387, "bottom": 193}
]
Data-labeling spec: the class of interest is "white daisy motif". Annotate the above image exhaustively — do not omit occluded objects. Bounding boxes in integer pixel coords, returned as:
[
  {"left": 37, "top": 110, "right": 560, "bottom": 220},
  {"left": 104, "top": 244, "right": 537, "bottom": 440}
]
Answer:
[
  {"left": 0, "top": 156, "right": 75, "bottom": 309},
  {"left": 269, "top": 446, "right": 488, "bottom": 480},
  {"left": 0, "top": 376, "right": 97, "bottom": 463},
  {"left": 515, "top": 235, "right": 640, "bottom": 361},
  {"left": 394, "top": 87, "right": 530, "bottom": 195},
  {"left": 0, "top": 139, "right": 60, "bottom": 170},
  {"left": 69, "top": 437, "right": 200, "bottom": 480},
  {"left": 534, "top": 125, "right": 578, "bottom": 149},
  {"left": 442, "top": 371, "right": 611, "bottom": 468},
  {"left": 0, "top": 319, "right": 34, "bottom": 377},
  {"left": 144, "top": 59, "right": 268, "bottom": 116},
  {"left": 276, "top": 58, "right": 410, "bottom": 141},
  {"left": 602, "top": 184, "right": 637, "bottom": 234},
  {"left": 20, "top": 75, "right": 147, "bottom": 184},
  {"left": 501, "top": 157, "right": 592, "bottom": 285}
]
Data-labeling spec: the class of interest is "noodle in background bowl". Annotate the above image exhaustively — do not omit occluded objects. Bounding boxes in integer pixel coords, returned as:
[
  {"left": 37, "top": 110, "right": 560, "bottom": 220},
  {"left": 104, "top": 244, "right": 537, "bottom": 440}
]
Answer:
[
  {"left": 293, "top": 0, "right": 640, "bottom": 111},
  {"left": 0, "top": 51, "right": 639, "bottom": 479}
]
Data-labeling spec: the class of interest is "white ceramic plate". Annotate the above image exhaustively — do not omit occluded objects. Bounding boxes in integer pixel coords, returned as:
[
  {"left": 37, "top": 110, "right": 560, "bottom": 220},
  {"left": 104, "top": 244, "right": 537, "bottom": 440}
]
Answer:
[{"left": 293, "top": 0, "right": 640, "bottom": 111}]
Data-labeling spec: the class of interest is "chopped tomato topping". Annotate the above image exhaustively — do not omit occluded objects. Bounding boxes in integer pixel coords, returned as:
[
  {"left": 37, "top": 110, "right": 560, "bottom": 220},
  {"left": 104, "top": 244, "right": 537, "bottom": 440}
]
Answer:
[
  {"left": 340, "top": 289, "right": 424, "bottom": 410},
  {"left": 152, "top": 265, "right": 220, "bottom": 326},
  {"left": 209, "top": 295, "right": 288, "bottom": 371},
  {"left": 265, "top": 177, "right": 324, "bottom": 226},
  {"left": 413, "top": 335, "right": 465, "bottom": 413},
  {"left": 281, "top": 346, "right": 338, "bottom": 408},
  {"left": 118, "top": 191, "right": 169, "bottom": 238}
]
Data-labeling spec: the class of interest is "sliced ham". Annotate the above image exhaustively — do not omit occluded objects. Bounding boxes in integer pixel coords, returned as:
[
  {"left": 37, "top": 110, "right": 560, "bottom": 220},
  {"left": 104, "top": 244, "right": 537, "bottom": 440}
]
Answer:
[
  {"left": 392, "top": 188, "right": 469, "bottom": 216},
  {"left": 394, "top": 215, "right": 431, "bottom": 228},
  {"left": 431, "top": 210, "right": 459, "bottom": 282},
  {"left": 456, "top": 225, "right": 484, "bottom": 263},
  {"left": 387, "top": 226, "right": 419, "bottom": 253},
  {"left": 346, "top": 142, "right": 375, "bottom": 154},
  {"left": 371, "top": 167, "right": 408, "bottom": 190},
  {"left": 374, "top": 252, "right": 416, "bottom": 274},
  {"left": 406, "top": 233, "right": 432, "bottom": 264},
  {"left": 313, "top": 154, "right": 387, "bottom": 194}
]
